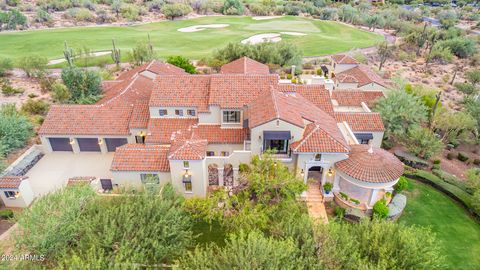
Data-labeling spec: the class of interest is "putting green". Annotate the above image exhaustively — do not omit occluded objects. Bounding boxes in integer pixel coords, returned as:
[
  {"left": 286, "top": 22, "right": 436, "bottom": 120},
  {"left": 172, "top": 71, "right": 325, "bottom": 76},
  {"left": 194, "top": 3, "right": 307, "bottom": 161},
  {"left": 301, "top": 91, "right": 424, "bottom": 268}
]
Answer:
[{"left": 0, "top": 16, "right": 383, "bottom": 61}]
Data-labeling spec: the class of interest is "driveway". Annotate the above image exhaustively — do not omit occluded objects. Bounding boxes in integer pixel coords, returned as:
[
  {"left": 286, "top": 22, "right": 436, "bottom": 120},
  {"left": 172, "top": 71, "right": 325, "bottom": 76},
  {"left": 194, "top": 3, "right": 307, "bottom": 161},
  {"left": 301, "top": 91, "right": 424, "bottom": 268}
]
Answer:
[{"left": 25, "top": 152, "right": 114, "bottom": 197}]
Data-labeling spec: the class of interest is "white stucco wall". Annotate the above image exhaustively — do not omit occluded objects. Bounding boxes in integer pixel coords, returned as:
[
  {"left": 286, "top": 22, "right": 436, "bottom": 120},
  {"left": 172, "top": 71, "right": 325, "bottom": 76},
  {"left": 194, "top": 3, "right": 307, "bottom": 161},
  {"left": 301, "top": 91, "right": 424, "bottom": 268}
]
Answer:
[
  {"left": 336, "top": 82, "right": 359, "bottom": 89},
  {"left": 169, "top": 159, "right": 207, "bottom": 198},
  {"left": 250, "top": 119, "right": 304, "bottom": 155},
  {"left": 0, "top": 180, "right": 34, "bottom": 208},
  {"left": 198, "top": 105, "right": 221, "bottom": 124},
  {"left": 358, "top": 83, "right": 386, "bottom": 91},
  {"left": 111, "top": 171, "right": 171, "bottom": 189},
  {"left": 206, "top": 144, "right": 244, "bottom": 156},
  {"left": 150, "top": 106, "right": 198, "bottom": 118}
]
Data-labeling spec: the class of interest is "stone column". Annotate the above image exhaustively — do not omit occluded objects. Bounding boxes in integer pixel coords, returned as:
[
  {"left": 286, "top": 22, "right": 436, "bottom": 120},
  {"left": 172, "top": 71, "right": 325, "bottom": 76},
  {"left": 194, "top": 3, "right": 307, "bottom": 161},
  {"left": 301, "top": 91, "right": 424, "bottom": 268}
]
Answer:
[
  {"left": 99, "top": 138, "right": 108, "bottom": 154},
  {"left": 70, "top": 137, "right": 80, "bottom": 154}
]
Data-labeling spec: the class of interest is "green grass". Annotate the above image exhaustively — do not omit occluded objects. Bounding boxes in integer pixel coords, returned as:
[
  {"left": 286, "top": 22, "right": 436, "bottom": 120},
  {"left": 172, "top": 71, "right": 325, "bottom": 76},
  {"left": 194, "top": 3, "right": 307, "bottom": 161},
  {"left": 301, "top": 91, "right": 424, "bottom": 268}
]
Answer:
[
  {"left": 0, "top": 16, "right": 383, "bottom": 63},
  {"left": 400, "top": 179, "right": 480, "bottom": 270}
]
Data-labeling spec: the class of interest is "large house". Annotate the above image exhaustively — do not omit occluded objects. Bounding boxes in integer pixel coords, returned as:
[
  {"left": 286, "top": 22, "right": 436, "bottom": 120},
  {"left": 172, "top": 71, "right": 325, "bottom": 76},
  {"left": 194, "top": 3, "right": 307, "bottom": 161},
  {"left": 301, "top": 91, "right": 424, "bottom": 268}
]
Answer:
[{"left": 37, "top": 56, "right": 404, "bottom": 210}]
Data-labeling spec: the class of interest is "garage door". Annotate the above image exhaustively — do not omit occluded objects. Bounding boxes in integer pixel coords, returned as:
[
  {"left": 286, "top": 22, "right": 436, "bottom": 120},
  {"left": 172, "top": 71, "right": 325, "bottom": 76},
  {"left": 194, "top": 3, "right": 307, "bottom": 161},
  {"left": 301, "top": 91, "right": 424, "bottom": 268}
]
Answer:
[
  {"left": 48, "top": 138, "right": 73, "bottom": 152},
  {"left": 77, "top": 138, "right": 101, "bottom": 152},
  {"left": 105, "top": 138, "right": 128, "bottom": 152}
]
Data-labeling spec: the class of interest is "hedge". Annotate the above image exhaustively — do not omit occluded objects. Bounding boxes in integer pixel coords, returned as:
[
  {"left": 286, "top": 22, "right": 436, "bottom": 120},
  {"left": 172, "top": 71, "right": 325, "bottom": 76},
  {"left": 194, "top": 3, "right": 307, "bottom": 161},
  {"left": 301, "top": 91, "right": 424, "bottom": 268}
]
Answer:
[
  {"left": 432, "top": 169, "right": 472, "bottom": 194},
  {"left": 404, "top": 169, "right": 475, "bottom": 216}
]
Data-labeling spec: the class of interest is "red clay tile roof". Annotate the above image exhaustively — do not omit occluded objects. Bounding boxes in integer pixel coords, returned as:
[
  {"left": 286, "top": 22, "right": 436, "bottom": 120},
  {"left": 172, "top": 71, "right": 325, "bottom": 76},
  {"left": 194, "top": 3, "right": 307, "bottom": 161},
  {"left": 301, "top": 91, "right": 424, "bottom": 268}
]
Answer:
[
  {"left": 335, "top": 144, "right": 404, "bottom": 183},
  {"left": 193, "top": 125, "right": 248, "bottom": 144},
  {"left": 150, "top": 75, "right": 211, "bottom": 112},
  {"left": 111, "top": 144, "right": 170, "bottom": 172},
  {"left": 129, "top": 100, "right": 150, "bottom": 129},
  {"left": 290, "top": 123, "right": 350, "bottom": 153},
  {"left": 248, "top": 89, "right": 349, "bottom": 153},
  {"left": 0, "top": 176, "right": 26, "bottom": 189},
  {"left": 208, "top": 74, "right": 279, "bottom": 109},
  {"left": 168, "top": 139, "right": 208, "bottom": 160},
  {"left": 334, "top": 112, "right": 385, "bottom": 132},
  {"left": 335, "top": 65, "right": 388, "bottom": 88},
  {"left": 332, "top": 90, "right": 384, "bottom": 107},
  {"left": 332, "top": 54, "right": 358, "bottom": 65},
  {"left": 220, "top": 57, "right": 269, "bottom": 74},
  {"left": 146, "top": 119, "right": 199, "bottom": 144},
  {"left": 294, "top": 85, "right": 334, "bottom": 115},
  {"left": 117, "top": 60, "right": 186, "bottom": 81}
]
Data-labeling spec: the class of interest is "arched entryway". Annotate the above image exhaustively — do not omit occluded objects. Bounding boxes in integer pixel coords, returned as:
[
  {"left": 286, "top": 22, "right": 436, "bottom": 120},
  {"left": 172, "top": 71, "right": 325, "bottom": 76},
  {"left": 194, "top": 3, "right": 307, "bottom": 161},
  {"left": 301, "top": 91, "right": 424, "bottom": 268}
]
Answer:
[
  {"left": 223, "top": 164, "right": 234, "bottom": 186},
  {"left": 307, "top": 166, "right": 323, "bottom": 183},
  {"left": 208, "top": 164, "right": 219, "bottom": 186}
]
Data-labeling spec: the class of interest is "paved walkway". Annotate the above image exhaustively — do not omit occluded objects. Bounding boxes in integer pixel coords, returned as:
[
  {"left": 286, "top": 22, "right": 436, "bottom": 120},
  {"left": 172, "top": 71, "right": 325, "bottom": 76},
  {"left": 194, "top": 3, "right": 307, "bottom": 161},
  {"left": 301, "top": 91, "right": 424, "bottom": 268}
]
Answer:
[{"left": 305, "top": 182, "right": 328, "bottom": 224}]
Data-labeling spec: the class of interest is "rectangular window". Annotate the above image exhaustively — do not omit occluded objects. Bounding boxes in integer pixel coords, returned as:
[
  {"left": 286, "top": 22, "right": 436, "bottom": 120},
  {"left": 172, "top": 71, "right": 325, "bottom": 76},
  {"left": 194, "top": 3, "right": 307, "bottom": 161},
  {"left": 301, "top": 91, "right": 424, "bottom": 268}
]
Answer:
[
  {"left": 206, "top": 151, "right": 215, "bottom": 156},
  {"left": 359, "top": 139, "right": 370, "bottom": 145},
  {"left": 221, "top": 151, "right": 229, "bottom": 157},
  {"left": 222, "top": 111, "right": 241, "bottom": 123},
  {"left": 4, "top": 191, "right": 17, "bottom": 199},
  {"left": 183, "top": 161, "right": 190, "bottom": 168},
  {"left": 187, "top": 109, "right": 196, "bottom": 116},
  {"left": 135, "top": 135, "right": 145, "bottom": 144},
  {"left": 159, "top": 109, "right": 168, "bottom": 116},
  {"left": 175, "top": 109, "right": 184, "bottom": 116},
  {"left": 184, "top": 181, "right": 192, "bottom": 192}
]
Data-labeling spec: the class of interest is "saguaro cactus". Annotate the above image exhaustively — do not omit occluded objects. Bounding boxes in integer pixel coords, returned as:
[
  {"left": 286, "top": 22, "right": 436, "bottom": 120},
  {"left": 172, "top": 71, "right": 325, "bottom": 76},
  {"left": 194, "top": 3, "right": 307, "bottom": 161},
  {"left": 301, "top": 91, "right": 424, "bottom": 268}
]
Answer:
[
  {"left": 111, "top": 39, "right": 121, "bottom": 68},
  {"left": 63, "top": 41, "right": 74, "bottom": 67}
]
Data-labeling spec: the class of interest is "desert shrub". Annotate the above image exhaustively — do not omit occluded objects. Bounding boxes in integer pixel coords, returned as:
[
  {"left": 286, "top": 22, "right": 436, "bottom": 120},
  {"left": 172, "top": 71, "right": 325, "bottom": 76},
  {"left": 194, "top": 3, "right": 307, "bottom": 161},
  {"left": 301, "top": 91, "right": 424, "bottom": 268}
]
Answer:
[
  {"left": 474, "top": 159, "right": 480, "bottom": 166},
  {"left": 0, "top": 104, "right": 33, "bottom": 156},
  {"left": 432, "top": 163, "right": 441, "bottom": 170},
  {"left": 394, "top": 176, "right": 408, "bottom": 193},
  {"left": 51, "top": 83, "right": 71, "bottom": 103},
  {"left": 148, "top": 0, "right": 165, "bottom": 11},
  {"left": 121, "top": 4, "right": 141, "bottom": 21},
  {"left": 249, "top": 3, "right": 270, "bottom": 16},
  {"left": 222, "top": 0, "right": 244, "bottom": 15},
  {"left": 373, "top": 199, "right": 389, "bottom": 219},
  {"left": 437, "top": 38, "right": 477, "bottom": 58},
  {"left": 447, "top": 152, "right": 455, "bottom": 160},
  {"left": 61, "top": 66, "right": 102, "bottom": 104},
  {"left": 0, "top": 9, "right": 27, "bottom": 30},
  {"left": 404, "top": 126, "right": 443, "bottom": 160},
  {"left": 0, "top": 209, "right": 14, "bottom": 219},
  {"left": 238, "top": 163, "right": 250, "bottom": 173},
  {"left": 161, "top": 3, "right": 192, "bottom": 20},
  {"left": 20, "top": 99, "right": 50, "bottom": 116},
  {"left": 458, "top": 152, "right": 469, "bottom": 162},
  {"left": 66, "top": 8, "right": 95, "bottom": 22},
  {"left": 0, "top": 58, "right": 12, "bottom": 77},
  {"left": 130, "top": 41, "right": 155, "bottom": 66},
  {"left": 455, "top": 82, "right": 477, "bottom": 95},
  {"left": 1, "top": 79, "right": 24, "bottom": 96},
  {"left": 39, "top": 76, "right": 56, "bottom": 93},
  {"left": 17, "top": 55, "right": 48, "bottom": 78},
  {"left": 34, "top": 8, "right": 52, "bottom": 24},
  {"left": 95, "top": 9, "right": 113, "bottom": 23},
  {"left": 433, "top": 159, "right": 441, "bottom": 164}
]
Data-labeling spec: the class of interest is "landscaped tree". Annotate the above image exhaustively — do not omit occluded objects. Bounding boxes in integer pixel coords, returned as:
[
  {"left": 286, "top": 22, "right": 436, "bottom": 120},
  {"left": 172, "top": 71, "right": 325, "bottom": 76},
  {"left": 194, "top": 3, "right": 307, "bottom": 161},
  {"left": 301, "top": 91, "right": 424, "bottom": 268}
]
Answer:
[
  {"left": 131, "top": 41, "right": 155, "bottom": 66},
  {"left": 177, "top": 230, "right": 306, "bottom": 269},
  {"left": 167, "top": 55, "right": 196, "bottom": 74},
  {"left": 404, "top": 125, "right": 444, "bottom": 159},
  {"left": 0, "top": 104, "right": 33, "bottom": 157},
  {"left": 61, "top": 66, "right": 102, "bottom": 104},
  {"left": 161, "top": 3, "right": 192, "bottom": 20},
  {"left": 374, "top": 86, "right": 428, "bottom": 138},
  {"left": 315, "top": 220, "right": 445, "bottom": 269},
  {"left": 0, "top": 9, "right": 27, "bottom": 31},
  {"left": 365, "top": 14, "right": 385, "bottom": 32},
  {"left": 17, "top": 55, "right": 48, "bottom": 78},
  {"left": 433, "top": 110, "right": 477, "bottom": 145}
]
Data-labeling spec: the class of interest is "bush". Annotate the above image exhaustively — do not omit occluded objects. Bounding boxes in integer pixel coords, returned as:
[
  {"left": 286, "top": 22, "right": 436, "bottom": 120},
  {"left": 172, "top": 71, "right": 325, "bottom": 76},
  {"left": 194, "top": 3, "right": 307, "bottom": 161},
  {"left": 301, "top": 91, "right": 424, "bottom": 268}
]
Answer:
[
  {"left": 432, "top": 169, "right": 471, "bottom": 194},
  {"left": 161, "top": 3, "right": 192, "bottom": 20},
  {"left": 34, "top": 8, "right": 52, "bottom": 24},
  {"left": 458, "top": 152, "right": 469, "bottom": 162},
  {"left": 0, "top": 209, "right": 14, "bottom": 219},
  {"left": 121, "top": 4, "right": 141, "bottom": 21},
  {"left": 350, "top": 198, "right": 360, "bottom": 205},
  {"left": 433, "top": 159, "right": 441, "bottom": 164},
  {"left": 323, "top": 182, "right": 333, "bottom": 193},
  {"left": 66, "top": 8, "right": 95, "bottom": 22},
  {"left": 474, "top": 159, "right": 480, "bottom": 166},
  {"left": 0, "top": 104, "right": 33, "bottom": 157},
  {"left": 394, "top": 176, "right": 408, "bottom": 193},
  {"left": 166, "top": 56, "right": 196, "bottom": 74},
  {"left": 0, "top": 9, "right": 27, "bottom": 30},
  {"left": 222, "top": 0, "right": 244, "bottom": 15},
  {"left": 0, "top": 58, "right": 13, "bottom": 77},
  {"left": 17, "top": 55, "right": 48, "bottom": 78},
  {"left": 432, "top": 163, "right": 441, "bottom": 170},
  {"left": 437, "top": 38, "right": 477, "bottom": 58},
  {"left": 334, "top": 206, "right": 345, "bottom": 218},
  {"left": 20, "top": 99, "right": 50, "bottom": 116},
  {"left": 447, "top": 152, "right": 455, "bottom": 160},
  {"left": 373, "top": 199, "right": 389, "bottom": 219},
  {"left": 238, "top": 163, "right": 250, "bottom": 174},
  {"left": 52, "top": 83, "right": 71, "bottom": 103},
  {"left": 339, "top": 192, "right": 349, "bottom": 200},
  {"left": 1, "top": 79, "right": 24, "bottom": 96}
]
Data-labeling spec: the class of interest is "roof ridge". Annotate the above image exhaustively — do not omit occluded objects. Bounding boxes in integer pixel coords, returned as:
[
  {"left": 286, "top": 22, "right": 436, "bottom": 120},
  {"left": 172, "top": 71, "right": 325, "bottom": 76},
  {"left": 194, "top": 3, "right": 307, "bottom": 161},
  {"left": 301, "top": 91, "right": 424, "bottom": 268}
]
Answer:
[
  {"left": 100, "top": 73, "right": 140, "bottom": 106},
  {"left": 271, "top": 87, "right": 280, "bottom": 119},
  {"left": 291, "top": 123, "right": 319, "bottom": 151}
]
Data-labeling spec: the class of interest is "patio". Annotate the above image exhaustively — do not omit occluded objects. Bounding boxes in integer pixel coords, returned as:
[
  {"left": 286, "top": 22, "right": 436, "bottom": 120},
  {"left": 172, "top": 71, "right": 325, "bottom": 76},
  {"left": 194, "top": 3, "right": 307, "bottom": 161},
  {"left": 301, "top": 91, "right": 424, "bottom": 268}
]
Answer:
[{"left": 25, "top": 152, "right": 114, "bottom": 197}]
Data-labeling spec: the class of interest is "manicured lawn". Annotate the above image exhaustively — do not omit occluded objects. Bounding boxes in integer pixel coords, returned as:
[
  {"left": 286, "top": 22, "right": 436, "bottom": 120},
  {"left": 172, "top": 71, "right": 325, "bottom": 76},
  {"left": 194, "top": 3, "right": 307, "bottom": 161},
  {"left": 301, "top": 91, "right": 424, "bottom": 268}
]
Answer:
[
  {"left": 400, "top": 179, "right": 480, "bottom": 270},
  {"left": 0, "top": 16, "right": 383, "bottom": 62}
]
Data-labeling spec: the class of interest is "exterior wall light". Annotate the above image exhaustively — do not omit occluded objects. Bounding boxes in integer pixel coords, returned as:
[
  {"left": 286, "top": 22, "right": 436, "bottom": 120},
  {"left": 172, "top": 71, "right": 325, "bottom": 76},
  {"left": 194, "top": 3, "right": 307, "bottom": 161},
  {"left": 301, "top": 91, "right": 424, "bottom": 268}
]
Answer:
[
  {"left": 15, "top": 191, "right": 20, "bottom": 198},
  {"left": 300, "top": 169, "right": 304, "bottom": 178},
  {"left": 98, "top": 138, "right": 103, "bottom": 145},
  {"left": 327, "top": 169, "right": 333, "bottom": 177},
  {"left": 69, "top": 138, "right": 75, "bottom": 145},
  {"left": 184, "top": 169, "right": 190, "bottom": 178}
]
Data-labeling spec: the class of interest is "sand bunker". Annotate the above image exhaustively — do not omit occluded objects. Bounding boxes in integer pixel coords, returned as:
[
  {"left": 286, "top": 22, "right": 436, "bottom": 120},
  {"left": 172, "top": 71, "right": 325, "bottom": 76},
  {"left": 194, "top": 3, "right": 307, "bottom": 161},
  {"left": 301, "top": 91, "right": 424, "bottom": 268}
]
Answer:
[
  {"left": 241, "top": 32, "right": 307, "bottom": 45},
  {"left": 280, "top": 32, "right": 307, "bottom": 36},
  {"left": 177, "top": 24, "right": 229, "bottom": 33},
  {"left": 252, "top": 16, "right": 282, "bottom": 20},
  {"left": 241, "top": 33, "right": 282, "bottom": 45}
]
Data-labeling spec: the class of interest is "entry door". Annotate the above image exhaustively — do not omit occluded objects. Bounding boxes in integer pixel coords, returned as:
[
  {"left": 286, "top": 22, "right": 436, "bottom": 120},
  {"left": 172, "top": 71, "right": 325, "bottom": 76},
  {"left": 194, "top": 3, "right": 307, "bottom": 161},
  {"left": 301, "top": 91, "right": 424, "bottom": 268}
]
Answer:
[
  {"left": 265, "top": 139, "right": 288, "bottom": 154},
  {"left": 77, "top": 138, "right": 101, "bottom": 152},
  {"left": 49, "top": 138, "right": 73, "bottom": 152}
]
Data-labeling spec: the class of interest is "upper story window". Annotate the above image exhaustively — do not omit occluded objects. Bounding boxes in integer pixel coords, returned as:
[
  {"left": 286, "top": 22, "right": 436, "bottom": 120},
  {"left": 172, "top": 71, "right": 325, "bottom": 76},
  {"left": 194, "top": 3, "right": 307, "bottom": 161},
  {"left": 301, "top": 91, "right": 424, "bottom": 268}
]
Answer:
[
  {"left": 222, "top": 110, "right": 241, "bottom": 124},
  {"left": 175, "top": 109, "right": 184, "bottom": 116},
  {"left": 315, "top": 154, "right": 322, "bottom": 161},
  {"left": 183, "top": 161, "right": 190, "bottom": 168},
  {"left": 187, "top": 109, "right": 196, "bottom": 117},
  {"left": 159, "top": 109, "right": 168, "bottom": 116},
  {"left": 206, "top": 151, "right": 215, "bottom": 156},
  {"left": 4, "top": 191, "right": 18, "bottom": 199},
  {"left": 221, "top": 151, "right": 229, "bottom": 157}
]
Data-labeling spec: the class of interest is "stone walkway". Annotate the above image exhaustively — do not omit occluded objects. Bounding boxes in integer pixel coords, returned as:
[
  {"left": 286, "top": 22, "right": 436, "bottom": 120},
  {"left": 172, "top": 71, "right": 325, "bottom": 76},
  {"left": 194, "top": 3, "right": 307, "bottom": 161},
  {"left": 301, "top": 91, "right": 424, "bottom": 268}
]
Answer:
[{"left": 306, "top": 182, "right": 328, "bottom": 223}]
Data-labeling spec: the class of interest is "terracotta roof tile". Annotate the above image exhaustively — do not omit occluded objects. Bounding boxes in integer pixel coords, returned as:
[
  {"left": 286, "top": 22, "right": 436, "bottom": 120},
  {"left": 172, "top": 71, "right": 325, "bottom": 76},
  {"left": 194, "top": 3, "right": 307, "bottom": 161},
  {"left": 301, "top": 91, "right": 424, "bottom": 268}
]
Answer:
[
  {"left": 220, "top": 57, "right": 269, "bottom": 74},
  {"left": 336, "top": 145, "right": 404, "bottom": 183},
  {"left": 0, "top": 176, "right": 26, "bottom": 189},
  {"left": 290, "top": 123, "right": 350, "bottom": 153},
  {"left": 335, "top": 65, "right": 388, "bottom": 88},
  {"left": 111, "top": 144, "right": 170, "bottom": 172},
  {"left": 332, "top": 54, "right": 358, "bottom": 65},
  {"left": 145, "top": 119, "right": 198, "bottom": 144},
  {"left": 334, "top": 112, "right": 385, "bottom": 132},
  {"left": 168, "top": 139, "right": 208, "bottom": 160},
  {"left": 332, "top": 90, "right": 384, "bottom": 107},
  {"left": 193, "top": 125, "right": 248, "bottom": 144},
  {"left": 129, "top": 100, "right": 150, "bottom": 129}
]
